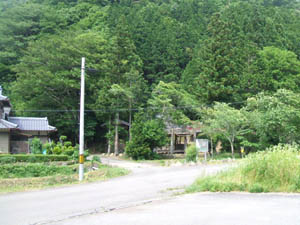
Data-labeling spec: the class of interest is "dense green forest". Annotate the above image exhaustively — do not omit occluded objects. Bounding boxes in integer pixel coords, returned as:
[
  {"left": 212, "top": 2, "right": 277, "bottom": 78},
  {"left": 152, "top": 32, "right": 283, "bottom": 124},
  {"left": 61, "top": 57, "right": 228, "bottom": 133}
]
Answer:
[{"left": 1, "top": 0, "right": 300, "bottom": 155}]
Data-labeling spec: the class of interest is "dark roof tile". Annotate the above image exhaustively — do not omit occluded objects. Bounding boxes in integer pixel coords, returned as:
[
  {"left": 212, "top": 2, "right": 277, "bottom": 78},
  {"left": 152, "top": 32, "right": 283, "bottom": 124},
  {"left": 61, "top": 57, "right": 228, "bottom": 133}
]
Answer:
[{"left": 8, "top": 117, "right": 56, "bottom": 131}]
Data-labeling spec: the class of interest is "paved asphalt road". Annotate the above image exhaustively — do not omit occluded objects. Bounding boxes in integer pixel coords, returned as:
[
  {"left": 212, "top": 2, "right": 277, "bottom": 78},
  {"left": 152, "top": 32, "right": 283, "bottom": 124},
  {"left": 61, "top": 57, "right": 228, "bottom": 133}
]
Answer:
[
  {"left": 55, "top": 192, "right": 300, "bottom": 225},
  {"left": 0, "top": 158, "right": 229, "bottom": 225},
  {"left": 2, "top": 158, "right": 300, "bottom": 225}
]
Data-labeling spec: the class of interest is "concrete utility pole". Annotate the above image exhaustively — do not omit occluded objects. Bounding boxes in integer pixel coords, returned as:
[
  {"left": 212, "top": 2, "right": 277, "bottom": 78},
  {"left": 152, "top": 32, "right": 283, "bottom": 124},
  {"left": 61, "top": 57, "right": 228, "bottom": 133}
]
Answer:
[{"left": 79, "top": 57, "right": 85, "bottom": 181}]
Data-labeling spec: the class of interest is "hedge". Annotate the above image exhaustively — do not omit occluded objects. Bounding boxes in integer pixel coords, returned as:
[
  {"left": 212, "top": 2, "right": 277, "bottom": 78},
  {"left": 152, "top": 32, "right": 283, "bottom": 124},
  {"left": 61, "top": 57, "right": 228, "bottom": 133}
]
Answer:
[
  {"left": 0, "top": 154, "right": 69, "bottom": 163},
  {"left": 0, "top": 163, "right": 74, "bottom": 178}
]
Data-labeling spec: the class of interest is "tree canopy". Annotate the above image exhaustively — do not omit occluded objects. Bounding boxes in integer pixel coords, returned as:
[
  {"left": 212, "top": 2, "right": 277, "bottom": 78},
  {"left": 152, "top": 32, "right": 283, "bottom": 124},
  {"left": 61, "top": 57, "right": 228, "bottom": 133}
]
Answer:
[{"left": 1, "top": 0, "right": 300, "bottom": 153}]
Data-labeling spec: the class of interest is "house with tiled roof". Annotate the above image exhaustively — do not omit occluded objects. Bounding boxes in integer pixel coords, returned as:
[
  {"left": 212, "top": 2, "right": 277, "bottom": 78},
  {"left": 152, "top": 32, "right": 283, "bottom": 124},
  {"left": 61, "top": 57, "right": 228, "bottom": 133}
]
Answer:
[{"left": 0, "top": 86, "right": 56, "bottom": 154}]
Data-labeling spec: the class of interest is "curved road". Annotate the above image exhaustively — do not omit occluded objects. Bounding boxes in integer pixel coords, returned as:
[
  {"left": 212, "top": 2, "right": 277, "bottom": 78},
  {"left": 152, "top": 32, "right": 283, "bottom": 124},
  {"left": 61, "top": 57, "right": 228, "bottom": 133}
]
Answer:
[
  {"left": 2, "top": 158, "right": 299, "bottom": 225},
  {"left": 0, "top": 158, "right": 229, "bottom": 225}
]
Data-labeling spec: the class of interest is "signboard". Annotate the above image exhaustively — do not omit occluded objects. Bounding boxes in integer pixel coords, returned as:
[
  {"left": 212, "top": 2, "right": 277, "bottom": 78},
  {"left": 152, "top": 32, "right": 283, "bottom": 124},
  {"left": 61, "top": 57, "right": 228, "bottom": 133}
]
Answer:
[{"left": 196, "top": 139, "right": 209, "bottom": 153}]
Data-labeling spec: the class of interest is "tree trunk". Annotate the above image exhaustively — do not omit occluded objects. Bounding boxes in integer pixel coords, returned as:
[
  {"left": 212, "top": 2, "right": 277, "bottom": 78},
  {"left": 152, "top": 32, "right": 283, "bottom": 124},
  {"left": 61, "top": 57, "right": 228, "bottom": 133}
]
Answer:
[
  {"left": 210, "top": 137, "right": 213, "bottom": 158},
  {"left": 107, "top": 117, "right": 111, "bottom": 154},
  {"left": 170, "top": 128, "right": 175, "bottom": 154},
  {"left": 114, "top": 112, "right": 119, "bottom": 156},
  {"left": 230, "top": 141, "right": 234, "bottom": 158},
  {"left": 129, "top": 100, "right": 132, "bottom": 141}
]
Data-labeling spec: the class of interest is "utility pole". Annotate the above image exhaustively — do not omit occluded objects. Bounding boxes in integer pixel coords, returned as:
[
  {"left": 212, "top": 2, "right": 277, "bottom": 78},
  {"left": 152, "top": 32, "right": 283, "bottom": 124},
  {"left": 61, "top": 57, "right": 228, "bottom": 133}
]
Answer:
[{"left": 79, "top": 57, "right": 85, "bottom": 181}]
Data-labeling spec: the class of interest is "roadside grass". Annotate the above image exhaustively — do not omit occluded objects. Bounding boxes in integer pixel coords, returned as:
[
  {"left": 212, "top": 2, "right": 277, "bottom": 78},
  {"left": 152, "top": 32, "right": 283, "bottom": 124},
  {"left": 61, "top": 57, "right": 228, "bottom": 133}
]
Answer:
[
  {"left": 186, "top": 144, "right": 300, "bottom": 193},
  {"left": 0, "top": 162, "right": 129, "bottom": 193},
  {"left": 101, "top": 151, "right": 241, "bottom": 167},
  {"left": 139, "top": 152, "right": 241, "bottom": 166},
  {"left": 209, "top": 152, "right": 242, "bottom": 160},
  {"left": 142, "top": 158, "right": 186, "bottom": 166},
  {"left": 117, "top": 152, "right": 240, "bottom": 166},
  {"left": 116, "top": 153, "right": 186, "bottom": 166}
]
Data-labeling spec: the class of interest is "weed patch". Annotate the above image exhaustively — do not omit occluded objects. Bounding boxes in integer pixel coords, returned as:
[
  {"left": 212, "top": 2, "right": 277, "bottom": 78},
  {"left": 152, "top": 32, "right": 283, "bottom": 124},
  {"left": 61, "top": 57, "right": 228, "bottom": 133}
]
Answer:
[
  {"left": 186, "top": 144, "right": 300, "bottom": 193},
  {"left": 0, "top": 163, "right": 129, "bottom": 193}
]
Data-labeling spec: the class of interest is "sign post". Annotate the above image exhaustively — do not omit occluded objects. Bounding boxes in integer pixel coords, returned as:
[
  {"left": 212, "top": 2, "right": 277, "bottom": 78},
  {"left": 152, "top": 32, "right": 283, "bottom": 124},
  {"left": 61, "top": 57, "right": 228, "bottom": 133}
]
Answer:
[{"left": 196, "top": 139, "right": 209, "bottom": 161}]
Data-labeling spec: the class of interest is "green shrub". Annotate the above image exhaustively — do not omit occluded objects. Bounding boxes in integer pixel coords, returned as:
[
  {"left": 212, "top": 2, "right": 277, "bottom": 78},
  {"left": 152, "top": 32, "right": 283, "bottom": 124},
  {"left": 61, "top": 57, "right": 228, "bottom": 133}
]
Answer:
[
  {"left": 45, "top": 137, "right": 77, "bottom": 157},
  {"left": 60, "top": 136, "right": 67, "bottom": 142},
  {"left": 43, "top": 142, "right": 54, "bottom": 154},
  {"left": 92, "top": 156, "right": 101, "bottom": 163},
  {"left": 30, "top": 137, "right": 43, "bottom": 154},
  {"left": 125, "top": 113, "right": 168, "bottom": 160},
  {"left": 64, "top": 141, "right": 72, "bottom": 147},
  {"left": 125, "top": 142, "right": 153, "bottom": 160},
  {"left": 185, "top": 145, "right": 198, "bottom": 162},
  {"left": 63, "top": 146, "right": 75, "bottom": 156},
  {"left": 0, "top": 154, "right": 69, "bottom": 162},
  {"left": 0, "top": 163, "right": 74, "bottom": 178},
  {"left": 62, "top": 144, "right": 76, "bottom": 156},
  {"left": 53, "top": 146, "right": 62, "bottom": 155},
  {"left": 0, "top": 156, "right": 16, "bottom": 164}
]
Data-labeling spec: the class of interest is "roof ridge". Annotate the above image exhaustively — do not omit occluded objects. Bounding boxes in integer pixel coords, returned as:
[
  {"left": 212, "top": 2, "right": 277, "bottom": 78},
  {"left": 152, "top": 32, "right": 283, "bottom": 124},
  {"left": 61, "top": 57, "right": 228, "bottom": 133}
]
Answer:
[{"left": 9, "top": 117, "right": 47, "bottom": 120}]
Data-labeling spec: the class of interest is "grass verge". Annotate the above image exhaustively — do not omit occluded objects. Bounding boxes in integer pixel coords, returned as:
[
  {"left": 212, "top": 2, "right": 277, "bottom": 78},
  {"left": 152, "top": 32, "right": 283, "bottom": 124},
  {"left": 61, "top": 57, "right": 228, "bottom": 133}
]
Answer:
[
  {"left": 0, "top": 162, "right": 129, "bottom": 193},
  {"left": 209, "top": 152, "right": 242, "bottom": 160},
  {"left": 186, "top": 144, "right": 300, "bottom": 193}
]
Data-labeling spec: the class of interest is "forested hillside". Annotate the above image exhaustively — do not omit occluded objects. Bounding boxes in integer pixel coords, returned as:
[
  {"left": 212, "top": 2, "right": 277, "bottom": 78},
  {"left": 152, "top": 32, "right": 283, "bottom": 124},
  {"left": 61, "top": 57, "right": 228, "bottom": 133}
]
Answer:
[{"left": 1, "top": 0, "right": 300, "bottom": 152}]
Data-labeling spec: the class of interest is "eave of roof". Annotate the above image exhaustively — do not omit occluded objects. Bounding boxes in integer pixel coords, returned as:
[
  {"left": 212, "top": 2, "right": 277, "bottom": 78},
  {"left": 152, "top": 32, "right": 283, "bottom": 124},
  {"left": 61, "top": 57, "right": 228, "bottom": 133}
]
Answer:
[
  {"left": 0, "top": 94, "right": 9, "bottom": 101},
  {"left": 8, "top": 117, "right": 56, "bottom": 132},
  {"left": 0, "top": 119, "right": 18, "bottom": 130}
]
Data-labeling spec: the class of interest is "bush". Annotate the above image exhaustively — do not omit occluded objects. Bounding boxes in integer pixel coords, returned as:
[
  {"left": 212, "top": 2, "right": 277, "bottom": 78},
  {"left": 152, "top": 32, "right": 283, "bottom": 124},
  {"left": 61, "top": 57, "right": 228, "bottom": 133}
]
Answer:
[
  {"left": 125, "top": 113, "right": 168, "bottom": 160},
  {"left": 0, "top": 163, "right": 74, "bottom": 178},
  {"left": 185, "top": 145, "right": 198, "bottom": 162},
  {"left": 92, "top": 156, "right": 101, "bottom": 163},
  {"left": 0, "top": 154, "right": 69, "bottom": 162},
  {"left": 64, "top": 141, "right": 72, "bottom": 147},
  {"left": 30, "top": 137, "right": 43, "bottom": 154},
  {"left": 0, "top": 156, "right": 16, "bottom": 164},
  {"left": 43, "top": 142, "right": 54, "bottom": 154},
  {"left": 53, "top": 146, "right": 62, "bottom": 155},
  {"left": 64, "top": 146, "right": 75, "bottom": 156},
  {"left": 125, "top": 142, "right": 153, "bottom": 160},
  {"left": 46, "top": 137, "right": 76, "bottom": 156}
]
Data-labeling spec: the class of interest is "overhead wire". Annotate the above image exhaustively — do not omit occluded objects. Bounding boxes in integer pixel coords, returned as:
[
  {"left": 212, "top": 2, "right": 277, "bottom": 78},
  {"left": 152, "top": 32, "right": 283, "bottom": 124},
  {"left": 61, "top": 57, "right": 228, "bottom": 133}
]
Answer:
[{"left": 11, "top": 100, "right": 248, "bottom": 113}]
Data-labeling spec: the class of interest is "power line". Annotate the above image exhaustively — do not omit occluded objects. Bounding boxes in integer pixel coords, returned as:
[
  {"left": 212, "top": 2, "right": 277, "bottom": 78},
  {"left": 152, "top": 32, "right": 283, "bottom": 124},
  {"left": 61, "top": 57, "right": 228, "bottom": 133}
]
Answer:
[{"left": 10, "top": 101, "right": 248, "bottom": 113}]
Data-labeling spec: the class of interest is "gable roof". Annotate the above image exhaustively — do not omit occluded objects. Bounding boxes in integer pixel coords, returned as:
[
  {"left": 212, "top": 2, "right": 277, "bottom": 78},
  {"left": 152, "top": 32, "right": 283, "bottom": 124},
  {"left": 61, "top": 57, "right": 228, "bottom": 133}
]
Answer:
[
  {"left": 0, "top": 119, "right": 18, "bottom": 129},
  {"left": 8, "top": 117, "right": 56, "bottom": 131}
]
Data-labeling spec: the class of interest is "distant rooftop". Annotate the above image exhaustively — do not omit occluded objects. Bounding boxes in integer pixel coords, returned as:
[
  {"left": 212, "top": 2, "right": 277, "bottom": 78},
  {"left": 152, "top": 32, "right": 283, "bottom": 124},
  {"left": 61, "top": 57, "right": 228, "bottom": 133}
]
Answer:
[
  {"left": 8, "top": 117, "right": 56, "bottom": 131},
  {"left": 0, "top": 119, "right": 18, "bottom": 129},
  {"left": 0, "top": 85, "right": 8, "bottom": 101},
  {"left": 0, "top": 94, "right": 8, "bottom": 101}
]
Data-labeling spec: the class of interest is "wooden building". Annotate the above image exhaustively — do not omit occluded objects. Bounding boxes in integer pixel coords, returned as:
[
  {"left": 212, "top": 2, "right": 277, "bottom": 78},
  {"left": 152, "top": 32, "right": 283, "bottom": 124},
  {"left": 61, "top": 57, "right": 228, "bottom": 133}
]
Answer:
[
  {"left": 156, "top": 123, "right": 202, "bottom": 154},
  {"left": 0, "top": 86, "right": 56, "bottom": 154}
]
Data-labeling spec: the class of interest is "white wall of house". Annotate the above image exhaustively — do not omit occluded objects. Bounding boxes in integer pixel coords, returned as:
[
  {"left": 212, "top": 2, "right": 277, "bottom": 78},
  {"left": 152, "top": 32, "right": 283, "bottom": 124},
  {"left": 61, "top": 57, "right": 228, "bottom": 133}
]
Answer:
[{"left": 0, "top": 132, "right": 9, "bottom": 153}]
